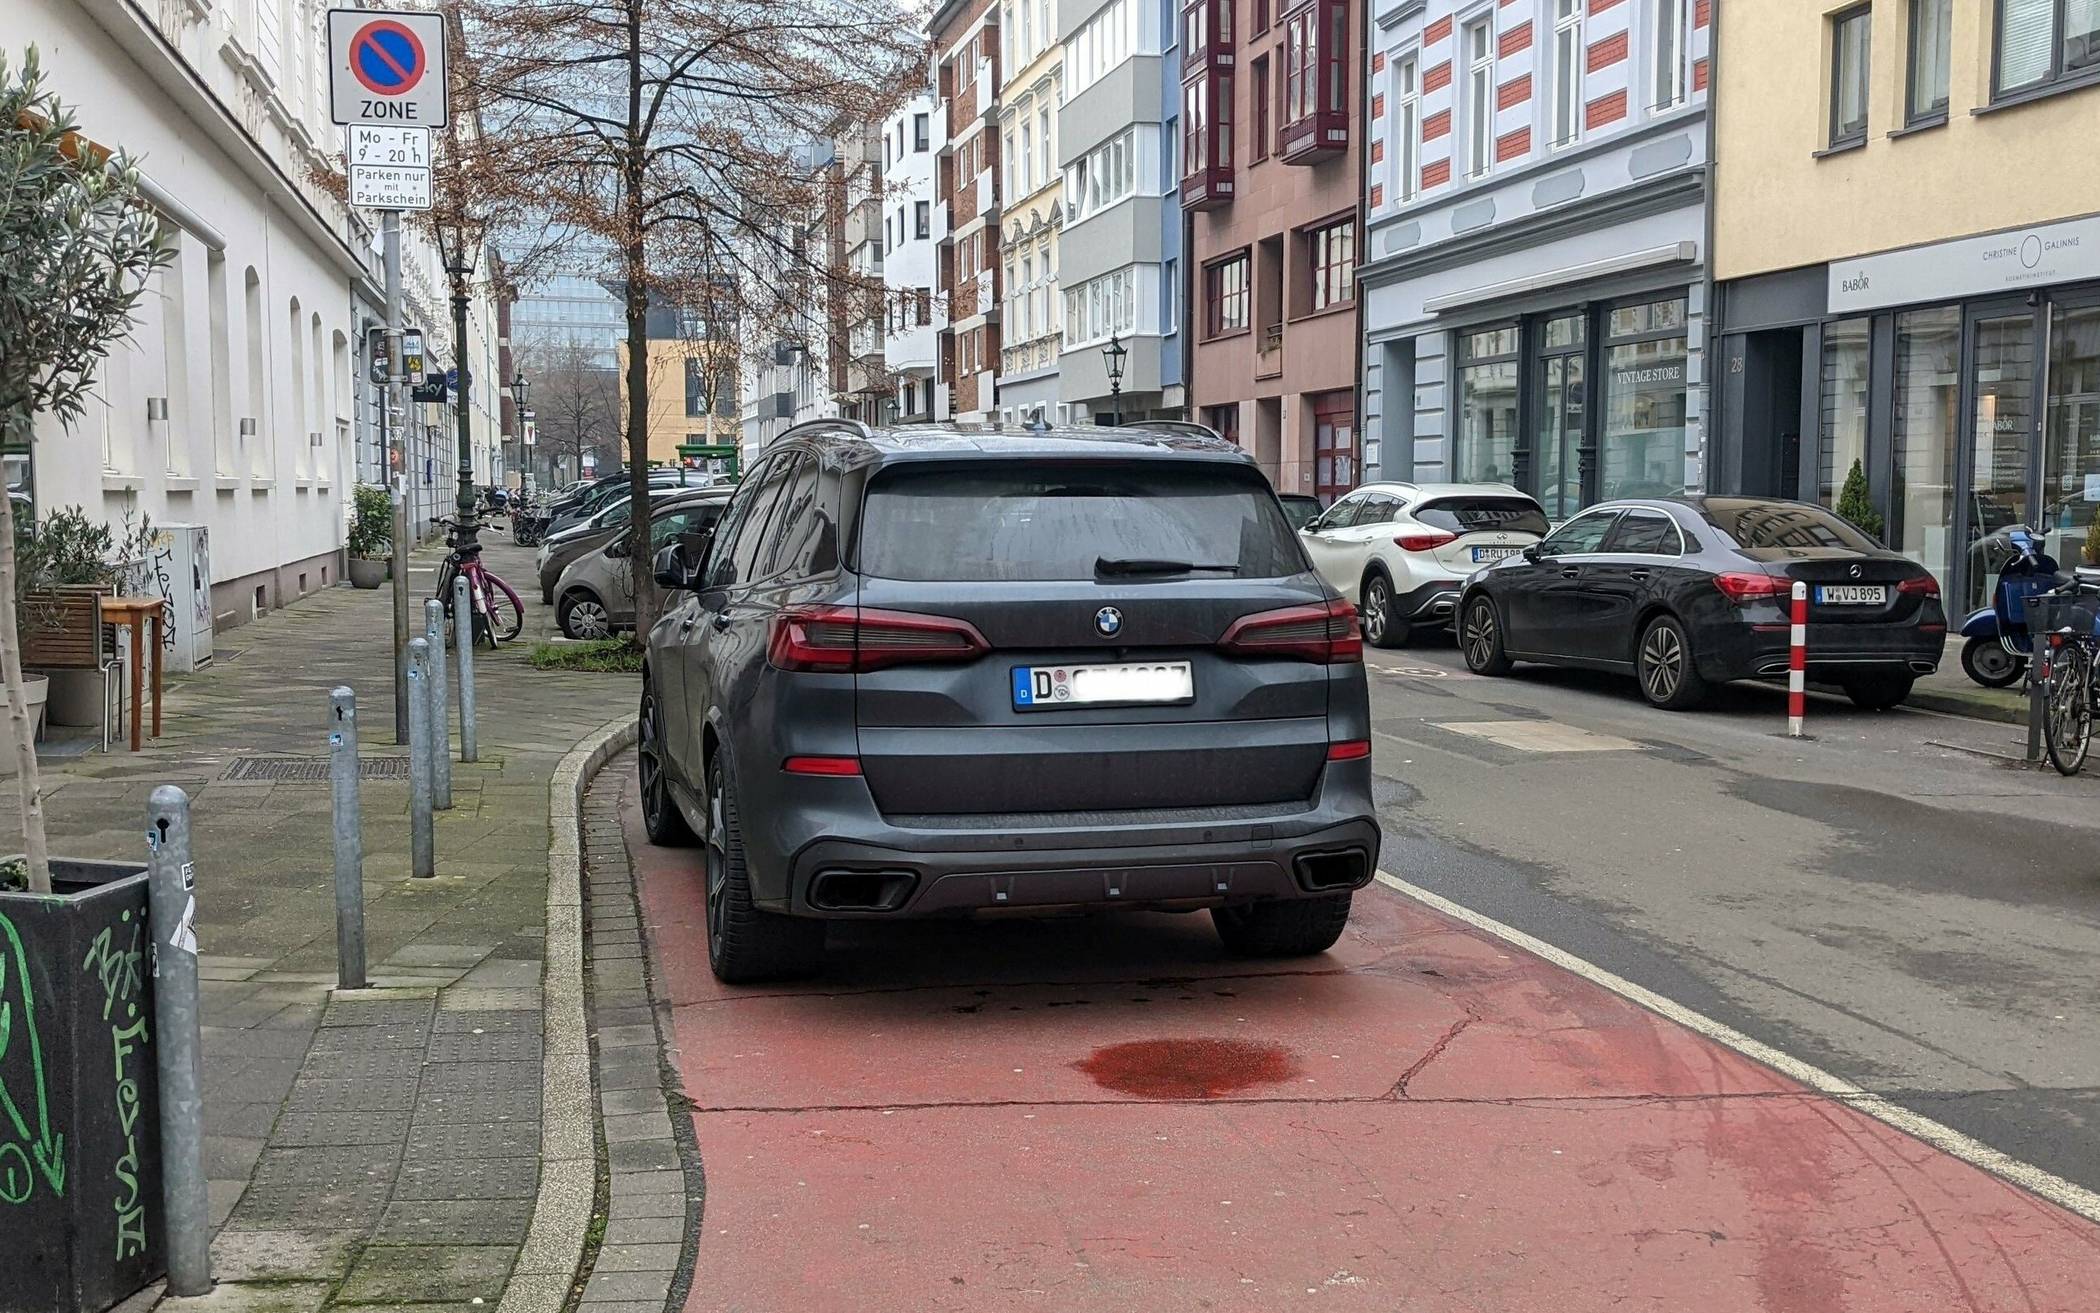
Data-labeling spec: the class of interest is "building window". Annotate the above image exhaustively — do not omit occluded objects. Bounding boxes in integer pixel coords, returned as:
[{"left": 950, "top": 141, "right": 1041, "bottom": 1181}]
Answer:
[
  {"left": 1204, "top": 253, "right": 1249, "bottom": 337},
  {"left": 1252, "top": 56, "right": 1271, "bottom": 159},
  {"left": 1464, "top": 18, "right": 1494, "bottom": 178},
  {"left": 1207, "top": 404, "right": 1240, "bottom": 445},
  {"left": 915, "top": 201, "right": 930, "bottom": 239},
  {"left": 1830, "top": 5, "right": 1872, "bottom": 147},
  {"left": 1038, "top": 107, "right": 1052, "bottom": 188},
  {"left": 1066, "top": 127, "right": 1141, "bottom": 224},
  {"left": 1818, "top": 318, "right": 1872, "bottom": 512},
  {"left": 1601, "top": 297, "right": 1689, "bottom": 499},
  {"left": 1908, "top": 0, "right": 1953, "bottom": 121},
  {"left": 1996, "top": 0, "right": 2100, "bottom": 96},
  {"left": 916, "top": 288, "right": 931, "bottom": 325},
  {"left": 1395, "top": 55, "right": 1420, "bottom": 199},
  {"left": 1552, "top": 0, "right": 1583, "bottom": 146},
  {"left": 1456, "top": 326, "right": 1520, "bottom": 485},
  {"left": 914, "top": 113, "right": 930, "bottom": 150},
  {"left": 1308, "top": 217, "right": 1354, "bottom": 311},
  {"left": 1653, "top": 0, "right": 1689, "bottom": 110}
]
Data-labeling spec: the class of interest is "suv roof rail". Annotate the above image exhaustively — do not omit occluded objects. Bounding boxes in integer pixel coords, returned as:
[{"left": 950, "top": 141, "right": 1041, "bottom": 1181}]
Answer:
[
  {"left": 780, "top": 417, "right": 878, "bottom": 443},
  {"left": 1118, "top": 420, "right": 1223, "bottom": 441}
]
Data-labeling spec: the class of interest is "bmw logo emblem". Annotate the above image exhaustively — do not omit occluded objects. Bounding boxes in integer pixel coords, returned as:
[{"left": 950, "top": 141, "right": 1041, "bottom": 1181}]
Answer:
[{"left": 1094, "top": 606, "right": 1123, "bottom": 638}]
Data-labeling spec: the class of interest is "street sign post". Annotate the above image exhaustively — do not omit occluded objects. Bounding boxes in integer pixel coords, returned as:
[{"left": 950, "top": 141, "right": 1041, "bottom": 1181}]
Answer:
[
  {"left": 348, "top": 124, "right": 432, "bottom": 210},
  {"left": 328, "top": 9, "right": 448, "bottom": 127}
]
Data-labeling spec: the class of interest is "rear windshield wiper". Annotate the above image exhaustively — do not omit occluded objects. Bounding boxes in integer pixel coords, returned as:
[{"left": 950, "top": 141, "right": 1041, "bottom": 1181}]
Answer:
[{"left": 1094, "top": 557, "right": 1240, "bottom": 577}]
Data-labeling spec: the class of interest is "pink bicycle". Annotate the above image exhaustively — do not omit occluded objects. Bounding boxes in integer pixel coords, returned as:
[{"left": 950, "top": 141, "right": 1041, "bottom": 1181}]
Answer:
[{"left": 432, "top": 518, "right": 524, "bottom": 647}]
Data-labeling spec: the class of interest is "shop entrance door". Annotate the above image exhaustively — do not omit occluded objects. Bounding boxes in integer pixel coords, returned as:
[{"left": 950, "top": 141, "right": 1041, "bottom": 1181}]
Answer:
[
  {"left": 1532, "top": 313, "right": 1587, "bottom": 522},
  {"left": 1957, "top": 306, "right": 2040, "bottom": 616}
]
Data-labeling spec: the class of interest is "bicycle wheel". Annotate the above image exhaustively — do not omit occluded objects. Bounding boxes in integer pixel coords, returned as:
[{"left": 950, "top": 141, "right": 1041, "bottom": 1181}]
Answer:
[
  {"left": 2043, "top": 641, "right": 2092, "bottom": 777},
  {"left": 479, "top": 570, "right": 525, "bottom": 645}
]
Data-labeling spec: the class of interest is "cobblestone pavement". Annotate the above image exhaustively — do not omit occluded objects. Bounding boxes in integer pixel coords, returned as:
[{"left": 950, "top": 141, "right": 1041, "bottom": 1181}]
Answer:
[{"left": 3, "top": 539, "right": 638, "bottom": 1312}]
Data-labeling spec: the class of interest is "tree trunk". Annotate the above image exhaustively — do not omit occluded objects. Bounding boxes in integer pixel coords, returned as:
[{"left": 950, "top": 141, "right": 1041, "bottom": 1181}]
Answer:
[
  {"left": 0, "top": 417, "right": 53, "bottom": 892},
  {"left": 623, "top": 0, "right": 658, "bottom": 637}
]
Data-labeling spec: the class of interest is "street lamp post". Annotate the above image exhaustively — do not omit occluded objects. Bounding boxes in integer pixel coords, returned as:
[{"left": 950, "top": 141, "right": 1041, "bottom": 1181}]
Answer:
[
  {"left": 1104, "top": 333, "right": 1128, "bottom": 428},
  {"left": 509, "top": 371, "right": 531, "bottom": 490},
  {"left": 445, "top": 257, "right": 480, "bottom": 558}
]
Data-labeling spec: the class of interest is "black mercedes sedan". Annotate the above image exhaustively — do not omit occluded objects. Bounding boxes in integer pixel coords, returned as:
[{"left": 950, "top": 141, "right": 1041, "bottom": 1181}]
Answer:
[{"left": 1457, "top": 496, "right": 1946, "bottom": 710}]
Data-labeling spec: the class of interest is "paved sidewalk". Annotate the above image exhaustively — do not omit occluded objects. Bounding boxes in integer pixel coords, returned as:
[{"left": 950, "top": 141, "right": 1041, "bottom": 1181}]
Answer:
[{"left": 2, "top": 540, "right": 637, "bottom": 1312}]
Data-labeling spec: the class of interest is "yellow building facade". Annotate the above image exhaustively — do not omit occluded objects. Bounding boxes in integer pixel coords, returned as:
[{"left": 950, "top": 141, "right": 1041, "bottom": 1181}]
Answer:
[
  {"left": 618, "top": 336, "right": 739, "bottom": 472},
  {"left": 1711, "top": 0, "right": 2100, "bottom": 616}
]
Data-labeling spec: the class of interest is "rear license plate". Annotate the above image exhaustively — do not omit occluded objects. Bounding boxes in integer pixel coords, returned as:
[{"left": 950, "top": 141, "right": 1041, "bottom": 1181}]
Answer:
[
  {"left": 1012, "top": 661, "right": 1195, "bottom": 710},
  {"left": 1815, "top": 585, "right": 1887, "bottom": 605},
  {"left": 1472, "top": 546, "right": 1520, "bottom": 563}
]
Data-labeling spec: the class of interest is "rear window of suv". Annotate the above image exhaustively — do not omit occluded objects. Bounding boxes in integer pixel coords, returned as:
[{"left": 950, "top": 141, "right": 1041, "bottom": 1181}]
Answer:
[
  {"left": 1411, "top": 496, "right": 1549, "bottom": 537},
  {"left": 858, "top": 463, "right": 1307, "bottom": 581}
]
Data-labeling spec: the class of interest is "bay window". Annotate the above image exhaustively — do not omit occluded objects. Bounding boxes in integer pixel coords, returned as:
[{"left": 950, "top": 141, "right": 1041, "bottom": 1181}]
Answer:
[
  {"left": 1279, "top": 0, "right": 1350, "bottom": 163},
  {"left": 1181, "top": 71, "right": 1235, "bottom": 207}
]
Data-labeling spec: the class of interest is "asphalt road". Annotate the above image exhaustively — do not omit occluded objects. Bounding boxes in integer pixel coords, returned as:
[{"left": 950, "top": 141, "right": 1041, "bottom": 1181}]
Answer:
[{"left": 1363, "top": 634, "right": 2100, "bottom": 1196}]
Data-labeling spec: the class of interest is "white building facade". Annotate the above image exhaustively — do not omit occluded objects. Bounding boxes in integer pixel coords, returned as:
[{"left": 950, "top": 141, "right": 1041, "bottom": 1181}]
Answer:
[
  {"left": 880, "top": 91, "right": 950, "bottom": 422},
  {"left": 20, "top": 0, "right": 500, "bottom": 630}
]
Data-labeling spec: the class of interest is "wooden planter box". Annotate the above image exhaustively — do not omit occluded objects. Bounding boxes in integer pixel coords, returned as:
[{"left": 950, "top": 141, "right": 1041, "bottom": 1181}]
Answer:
[{"left": 0, "top": 858, "right": 164, "bottom": 1313}]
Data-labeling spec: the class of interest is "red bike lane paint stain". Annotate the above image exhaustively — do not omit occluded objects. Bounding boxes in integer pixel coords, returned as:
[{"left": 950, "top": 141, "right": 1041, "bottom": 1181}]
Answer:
[{"left": 1076, "top": 1037, "right": 1299, "bottom": 1099}]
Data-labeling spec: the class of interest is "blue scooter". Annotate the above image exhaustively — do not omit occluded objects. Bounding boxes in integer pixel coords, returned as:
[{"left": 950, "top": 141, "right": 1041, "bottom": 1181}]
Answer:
[{"left": 1959, "top": 526, "right": 2063, "bottom": 687}]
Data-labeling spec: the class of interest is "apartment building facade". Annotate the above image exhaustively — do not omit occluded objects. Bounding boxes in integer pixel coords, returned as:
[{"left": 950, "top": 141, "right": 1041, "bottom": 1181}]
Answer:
[
  {"left": 839, "top": 123, "right": 893, "bottom": 426},
  {"left": 1710, "top": 0, "right": 2100, "bottom": 615},
  {"left": 18, "top": 0, "right": 499, "bottom": 630},
  {"left": 1058, "top": 0, "right": 1188, "bottom": 423},
  {"left": 1185, "top": 0, "right": 1364, "bottom": 497},
  {"left": 933, "top": 0, "right": 1005, "bottom": 420},
  {"left": 994, "top": 0, "right": 1066, "bottom": 422},
  {"left": 881, "top": 91, "right": 952, "bottom": 422},
  {"left": 1358, "top": 0, "right": 1710, "bottom": 518}
]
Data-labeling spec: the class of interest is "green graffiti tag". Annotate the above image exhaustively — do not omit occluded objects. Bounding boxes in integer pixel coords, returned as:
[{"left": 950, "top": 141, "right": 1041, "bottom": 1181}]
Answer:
[
  {"left": 84, "top": 911, "right": 150, "bottom": 1259},
  {"left": 0, "top": 911, "right": 64, "bottom": 1201}
]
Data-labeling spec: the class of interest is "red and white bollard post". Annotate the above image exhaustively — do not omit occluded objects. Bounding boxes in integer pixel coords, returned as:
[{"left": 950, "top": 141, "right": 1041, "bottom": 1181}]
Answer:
[{"left": 1788, "top": 581, "right": 1809, "bottom": 737}]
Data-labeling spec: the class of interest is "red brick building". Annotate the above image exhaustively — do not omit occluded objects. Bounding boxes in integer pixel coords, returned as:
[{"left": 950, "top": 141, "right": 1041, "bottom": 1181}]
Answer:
[{"left": 932, "top": 0, "right": 1004, "bottom": 419}]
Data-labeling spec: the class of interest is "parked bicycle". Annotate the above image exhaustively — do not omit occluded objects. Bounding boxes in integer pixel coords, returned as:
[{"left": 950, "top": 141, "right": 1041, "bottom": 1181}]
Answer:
[
  {"left": 2038, "top": 569, "right": 2100, "bottom": 776},
  {"left": 432, "top": 516, "right": 525, "bottom": 648},
  {"left": 510, "top": 493, "right": 551, "bottom": 547}
]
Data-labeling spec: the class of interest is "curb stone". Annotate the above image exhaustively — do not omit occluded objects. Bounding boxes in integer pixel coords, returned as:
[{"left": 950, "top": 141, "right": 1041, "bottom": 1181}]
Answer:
[{"left": 498, "top": 716, "right": 638, "bottom": 1313}]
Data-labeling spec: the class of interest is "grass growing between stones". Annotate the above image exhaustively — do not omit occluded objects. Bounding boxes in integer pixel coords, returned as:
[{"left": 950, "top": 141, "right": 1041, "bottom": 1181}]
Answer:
[{"left": 529, "top": 639, "right": 644, "bottom": 673}]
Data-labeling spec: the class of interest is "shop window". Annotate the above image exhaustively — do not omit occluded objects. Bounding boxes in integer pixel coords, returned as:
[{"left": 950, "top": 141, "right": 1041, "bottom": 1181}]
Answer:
[
  {"left": 1908, "top": 0, "right": 1953, "bottom": 122},
  {"left": 1307, "top": 217, "right": 1355, "bottom": 311},
  {"left": 1830, "top": 5, "right": 1872, "bottom": 148},
  {"left": 1204, "top": 253, "right": 1250, "bottom": 337},
  {"left": 1280, "top": 0, "right": 1350, "bottom": 164},
  {"left": 2044, "top": 302, "right": 2100, "bottom": 570},
  {"left": 1888, "top": 310, "right": 1959, "bottom": 596},
  {"left": 1996, "top": 0, "right": 2100, "bottom": 98},
  {"left": 1818, "top": 319, "right": 1873, "bottom": 515},
  {"left": 1601, "top": 297, "right": 1689, "bottom": 499},
  {"left": 1456, "top": 327, "right": 1520, "bottom": 485}
]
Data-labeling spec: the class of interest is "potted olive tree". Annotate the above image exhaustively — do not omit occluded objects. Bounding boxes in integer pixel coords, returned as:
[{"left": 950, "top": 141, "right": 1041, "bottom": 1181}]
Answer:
[
  {"left": 346, "top": 483, "right": 392, "bottom": 588},
  {"left": 0, "top": 49, "right": 173, "bottom": 1313}
]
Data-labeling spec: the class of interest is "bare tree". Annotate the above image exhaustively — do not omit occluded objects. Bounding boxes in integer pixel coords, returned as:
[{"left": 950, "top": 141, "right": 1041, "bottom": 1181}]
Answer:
[
  {"left": 467, "top": 0, "right": 923, "bottom": 631},
  {"left": 514, "top": 338, "right": 620, "bottom": 482}
]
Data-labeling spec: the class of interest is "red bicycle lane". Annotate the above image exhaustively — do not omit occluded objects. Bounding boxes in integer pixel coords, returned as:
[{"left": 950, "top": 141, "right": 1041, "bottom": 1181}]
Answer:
[{"left": 619, "top": 783, "right": 2100, "bottom": 1312}]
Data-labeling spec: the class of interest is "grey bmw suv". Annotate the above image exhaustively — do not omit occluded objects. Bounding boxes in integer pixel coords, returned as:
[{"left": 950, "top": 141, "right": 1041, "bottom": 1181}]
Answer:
[{"left": 640, "top": 420, "right": 1381, "bottom": 983}]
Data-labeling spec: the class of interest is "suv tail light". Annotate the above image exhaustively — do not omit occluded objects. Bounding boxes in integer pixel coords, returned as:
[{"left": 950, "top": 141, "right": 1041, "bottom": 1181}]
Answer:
[
  {"left": 769, "top": 606, "right": 990, "bottom": 673},
  {"left": 1897, "top": 574, "right": 1940, "bottom": 598},
  {"left": 1219, "top": 598, "right": 1362, "bottom": 664},
  {"left": 1713, "top": 571, "right": 1788, "bottom": 604},
  {"left": 1395, "top": 531, "right": 1457, "bottom": 552}
]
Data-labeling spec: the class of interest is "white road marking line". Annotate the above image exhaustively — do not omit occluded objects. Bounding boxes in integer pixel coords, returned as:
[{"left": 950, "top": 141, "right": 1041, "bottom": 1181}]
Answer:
[
  {"left": 1371, "top": 868, "right": 2100, "bottom": 1224},
  {"left": 1432, "top": 720, "right": 1643, "bottom": 754}
]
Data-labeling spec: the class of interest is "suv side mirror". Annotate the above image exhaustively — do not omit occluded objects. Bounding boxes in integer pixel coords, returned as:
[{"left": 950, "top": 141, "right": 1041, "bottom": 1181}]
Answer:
[
  {"left": 651, "top": 543, "right": 686, "bottom": 589},
  {"left": 1521, "top": 543, "right": 1544, "bottom": 564},
  {"left": 1303, "top": 514, "right": 1324, "bottom": 533},
  {"left": 605, "top": 536, "right": 630, "bottom": 559}
]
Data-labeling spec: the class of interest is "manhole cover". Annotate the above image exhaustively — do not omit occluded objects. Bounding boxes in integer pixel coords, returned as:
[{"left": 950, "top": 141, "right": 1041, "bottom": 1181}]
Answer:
[{"left": 222, "top": 756, "right": 411, "bottom": 782}]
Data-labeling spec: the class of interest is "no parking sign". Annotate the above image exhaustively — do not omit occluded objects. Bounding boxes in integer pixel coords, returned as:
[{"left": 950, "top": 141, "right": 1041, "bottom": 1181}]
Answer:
[{"left": 328, "top": 8, "right": 448, "bottom": 128}]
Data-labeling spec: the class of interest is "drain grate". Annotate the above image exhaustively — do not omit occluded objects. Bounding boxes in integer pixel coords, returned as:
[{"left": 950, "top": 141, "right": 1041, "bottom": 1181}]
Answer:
[{"left": 222, "top": 755, "right": 411, "bottom": 782}]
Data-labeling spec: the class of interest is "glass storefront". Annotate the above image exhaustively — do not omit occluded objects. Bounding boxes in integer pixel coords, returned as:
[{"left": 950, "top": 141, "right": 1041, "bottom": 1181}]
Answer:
[
  {"left": 1449, "top": 293, "right": 1689, "bottom": 515},
  {"left": 1890, "top": 308, "right": 1961, "bottom": 599},
  {"left": 2044, "top": 303, "right": 2100, "bottom": 570},
  {"left": 1818, "top": 318, "right": 1871, "bottom": 508}
]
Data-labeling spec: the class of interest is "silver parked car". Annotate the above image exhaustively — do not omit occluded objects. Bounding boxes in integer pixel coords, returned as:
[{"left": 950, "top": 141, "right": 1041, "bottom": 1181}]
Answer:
[{"left": 555, "top": 488, "right": 731, "bottom": 638}]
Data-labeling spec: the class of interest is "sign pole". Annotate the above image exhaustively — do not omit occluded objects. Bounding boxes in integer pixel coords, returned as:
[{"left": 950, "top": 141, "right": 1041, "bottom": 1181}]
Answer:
[{"left": 385, "top": 210, "right": 411, "bottom": 745}]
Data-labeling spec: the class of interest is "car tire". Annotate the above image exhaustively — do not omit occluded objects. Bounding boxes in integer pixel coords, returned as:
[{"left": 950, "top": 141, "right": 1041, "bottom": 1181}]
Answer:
[
  {"left": 559, "top": 590, "right": 613, "bottom": 640},
  {"left": 1636, "top": 614, "right": 1709, "bottom": 710},
  {"left": 1212, "top": 895, "right": 1353, "bottom": 958},
  {"left": 1842, "top": 673, "right": 1915, "bottom": 711},
  {"left": 1361, "top": 573, "right": 1409, "bottom": 649},
  {"left": 1460, "top": 595, "right": 1514, "bottom": 676},
  {"left": 704, "top": 754, "right": 824, "bottom": 984},
  {"left": 638, "top": 679, "right": 694, "bottom": 846},
  {"left": 1960, "top": 636, "right": 2025, "bottom": 688}
]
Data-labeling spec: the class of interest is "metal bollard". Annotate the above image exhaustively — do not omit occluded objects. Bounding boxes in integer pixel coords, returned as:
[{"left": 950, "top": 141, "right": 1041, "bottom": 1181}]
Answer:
[
  {"left": 407, "top": 638, "right": 435, "bottom": 878},
  {"left": 452, "top": 574, "right": 477, "bottom": 763},
  {"left": 145, "top": 786, "right": 212, "bottom": 1297},
  {"left": 423, "top": 599, "right": 453, "bottom": 810},
  {"left": 329, "top": 687, "right": 367, "bottom": 990}
]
